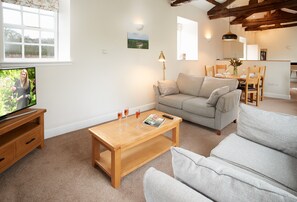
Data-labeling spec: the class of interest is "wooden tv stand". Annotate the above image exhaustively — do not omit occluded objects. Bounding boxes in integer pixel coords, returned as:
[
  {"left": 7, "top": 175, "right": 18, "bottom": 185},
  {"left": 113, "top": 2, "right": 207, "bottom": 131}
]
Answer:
[{"left": 0, "top": 108, "right": 46, "bottom": 173}]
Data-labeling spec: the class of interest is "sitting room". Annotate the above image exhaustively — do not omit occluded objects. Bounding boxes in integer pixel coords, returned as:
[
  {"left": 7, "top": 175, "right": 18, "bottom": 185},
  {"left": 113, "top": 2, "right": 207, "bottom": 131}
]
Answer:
[{"left": 0, "top": 0, "right": 296, "bottom": 201}]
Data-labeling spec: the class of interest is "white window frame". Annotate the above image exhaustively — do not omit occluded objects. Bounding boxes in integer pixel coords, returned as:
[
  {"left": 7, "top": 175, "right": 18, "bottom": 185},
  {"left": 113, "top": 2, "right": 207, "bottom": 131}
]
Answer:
[
  {"left": 2, "top": 2, "right": 58, "bottom": 62},
  {"left": 177, "top": 16, "right": 198, "bottom": 61},
  {"left": 0, "top": 0, "right": 71, "bottom": 66}
]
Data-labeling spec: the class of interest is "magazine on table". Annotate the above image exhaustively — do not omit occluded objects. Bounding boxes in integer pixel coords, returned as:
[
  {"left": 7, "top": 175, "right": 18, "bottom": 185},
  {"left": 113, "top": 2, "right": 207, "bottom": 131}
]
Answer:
[{"left": 143, "top": 114, "right": 165, "bottom": 127}]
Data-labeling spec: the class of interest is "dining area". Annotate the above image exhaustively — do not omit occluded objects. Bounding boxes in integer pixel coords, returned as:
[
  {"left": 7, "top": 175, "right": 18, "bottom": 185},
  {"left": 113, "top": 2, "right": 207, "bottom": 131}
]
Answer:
[{"left": 205, "top": 60, "right": 266, "bottom": 107}]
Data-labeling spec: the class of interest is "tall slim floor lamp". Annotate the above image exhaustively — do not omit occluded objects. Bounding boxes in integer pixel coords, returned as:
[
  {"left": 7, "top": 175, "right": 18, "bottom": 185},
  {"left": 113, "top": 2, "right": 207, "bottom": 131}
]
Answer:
[{"left": 158, "top": 51, "right": 166, "bottom": 80}]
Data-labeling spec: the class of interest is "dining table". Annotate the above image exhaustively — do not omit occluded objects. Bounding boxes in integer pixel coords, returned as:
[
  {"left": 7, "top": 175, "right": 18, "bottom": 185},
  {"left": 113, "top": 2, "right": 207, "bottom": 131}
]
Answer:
[{"left": 215, "top": 74, "right": 247, "bottom": 81}]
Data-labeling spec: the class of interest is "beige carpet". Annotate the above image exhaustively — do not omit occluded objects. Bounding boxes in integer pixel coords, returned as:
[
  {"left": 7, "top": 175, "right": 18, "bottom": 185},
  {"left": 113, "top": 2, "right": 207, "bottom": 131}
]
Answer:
[{"left": 0, "top": 98, "right": 296, "bottom": 202}]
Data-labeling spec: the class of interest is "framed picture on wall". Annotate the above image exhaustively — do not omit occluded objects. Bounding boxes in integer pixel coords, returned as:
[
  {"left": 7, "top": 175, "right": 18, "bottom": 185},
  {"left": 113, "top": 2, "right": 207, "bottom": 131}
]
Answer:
[
  {"left": 127, "top": 32, "right": 149, "bottom": 49},
  {"left": 260, "top": 49, "right": 267, "bottom": 60}
]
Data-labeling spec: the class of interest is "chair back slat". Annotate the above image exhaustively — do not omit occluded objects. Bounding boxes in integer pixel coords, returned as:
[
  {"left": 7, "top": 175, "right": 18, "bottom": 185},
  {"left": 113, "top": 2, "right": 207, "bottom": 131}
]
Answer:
[
  {"left": 215, "top": 65, "right": 227, "bottom": 74},
  {"left": 246, "top": 66, "right": 261, "bottom": 86},
  {"left": 205, "top": 65, "right": 214, "bottom": 77}
]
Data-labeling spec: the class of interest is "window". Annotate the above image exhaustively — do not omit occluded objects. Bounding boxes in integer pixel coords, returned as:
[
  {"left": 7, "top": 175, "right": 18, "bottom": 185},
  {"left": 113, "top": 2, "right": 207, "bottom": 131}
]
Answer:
[
  {"left": 2, "top": 2, "right": 57, "bottom": 61},
  {"left": 177, "top": 16, "right": 198, "bottom": 61}
]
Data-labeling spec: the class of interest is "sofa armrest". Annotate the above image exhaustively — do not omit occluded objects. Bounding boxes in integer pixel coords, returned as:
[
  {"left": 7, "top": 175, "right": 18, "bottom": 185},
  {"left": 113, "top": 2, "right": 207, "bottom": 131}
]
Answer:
[
  {"left": 153, "top": 85, "right": 160, "bottom": 102},
  {"left": 216, "top": 89, "right": 242, "bottom": 113},
  {"left": 143, "top": 167, "right": 213, "bottom": 202}
]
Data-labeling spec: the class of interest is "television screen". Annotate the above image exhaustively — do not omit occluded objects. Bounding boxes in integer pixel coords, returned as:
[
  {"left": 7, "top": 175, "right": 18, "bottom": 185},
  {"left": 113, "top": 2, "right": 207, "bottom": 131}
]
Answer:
[{"left": 0, "top": 67, "right": 36, "bottom": 120}]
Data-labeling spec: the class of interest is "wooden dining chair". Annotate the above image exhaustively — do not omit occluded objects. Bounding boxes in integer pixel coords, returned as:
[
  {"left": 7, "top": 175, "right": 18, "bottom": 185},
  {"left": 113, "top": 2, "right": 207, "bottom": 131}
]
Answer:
[
  {"left": 239, "top": 66, "right": 261, "bottom": 106},
  {"left": 259, "top": 66, "right": 266, "bottom": 101},
  {"left": 205, "top": 65, "right": 214, "bottom": 77},
  {"left": 215, "top": 64, "right": 227, "bottom": 74}
]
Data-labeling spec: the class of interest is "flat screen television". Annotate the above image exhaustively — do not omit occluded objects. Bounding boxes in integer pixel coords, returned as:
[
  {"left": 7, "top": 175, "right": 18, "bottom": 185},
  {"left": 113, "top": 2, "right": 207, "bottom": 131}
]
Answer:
[{"left": 0, "top": 67, "right": 37, "bottom": 121}]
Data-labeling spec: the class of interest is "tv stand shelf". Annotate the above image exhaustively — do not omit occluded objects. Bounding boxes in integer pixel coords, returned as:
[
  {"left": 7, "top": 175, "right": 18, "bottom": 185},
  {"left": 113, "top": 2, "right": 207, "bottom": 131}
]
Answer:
[{"left": 0, "top": 108, "right": 46, "bottom": 173}]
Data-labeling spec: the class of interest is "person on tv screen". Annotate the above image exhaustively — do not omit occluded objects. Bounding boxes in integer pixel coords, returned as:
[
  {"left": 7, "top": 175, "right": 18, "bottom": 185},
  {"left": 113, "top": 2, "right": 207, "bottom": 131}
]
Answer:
[{"left": 11, "top": 69, "right": 31, "bottom": 110}]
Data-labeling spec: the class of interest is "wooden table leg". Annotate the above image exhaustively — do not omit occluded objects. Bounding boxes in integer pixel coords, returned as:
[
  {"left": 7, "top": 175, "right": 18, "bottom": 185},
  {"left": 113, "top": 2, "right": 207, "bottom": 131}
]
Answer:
[
  {"left": 172, "top": 124, "right": 180, "bottom": 147},
  {"left": 92, "top": 136, "right": 100, "bottom": 167},
  {"left": 111, "top": 148, "right": 121, "bottom": 188}
]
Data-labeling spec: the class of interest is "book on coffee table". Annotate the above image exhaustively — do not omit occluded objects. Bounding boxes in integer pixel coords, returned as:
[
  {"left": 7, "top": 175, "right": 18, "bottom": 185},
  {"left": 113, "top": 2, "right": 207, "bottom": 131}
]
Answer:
[{"left": 143, "top": 114, "right": 165, "bottom": 127}]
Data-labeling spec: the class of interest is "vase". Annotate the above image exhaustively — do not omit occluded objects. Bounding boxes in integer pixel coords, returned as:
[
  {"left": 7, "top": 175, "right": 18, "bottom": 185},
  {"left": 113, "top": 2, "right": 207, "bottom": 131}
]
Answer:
[{"left": 234, "top": 67, "right": 238, "bottom": 75}]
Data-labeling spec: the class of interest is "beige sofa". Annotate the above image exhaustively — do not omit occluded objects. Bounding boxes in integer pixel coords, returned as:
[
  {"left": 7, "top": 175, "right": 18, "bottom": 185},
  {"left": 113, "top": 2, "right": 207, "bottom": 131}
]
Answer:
[
  {"left": 144, "top": 104, "right": 297, "bottom": 202},
  {"left": 154, "top": 73, "right": 242, "bottom": 134}
]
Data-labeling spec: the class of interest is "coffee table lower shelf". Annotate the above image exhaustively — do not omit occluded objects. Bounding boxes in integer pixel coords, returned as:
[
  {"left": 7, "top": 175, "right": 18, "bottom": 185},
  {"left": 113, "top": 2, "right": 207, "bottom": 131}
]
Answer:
[{"left": 94, "top": 135, "right": 173, "bottom": 179}]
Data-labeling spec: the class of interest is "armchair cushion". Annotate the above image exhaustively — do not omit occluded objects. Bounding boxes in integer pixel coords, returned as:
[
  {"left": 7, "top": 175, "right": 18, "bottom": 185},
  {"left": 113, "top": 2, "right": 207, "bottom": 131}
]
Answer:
[
  {"left": 143, "top": 167, "right": 213, "bottom": 202},
  {"left": 211, "top": 133, "right": 297, "bottom": 193},
  {"left": 171, "top": 147, "right": 297, "bottom": 202},
  {"left": 237, "top": 104, "right": 297, "bottom": 158}
]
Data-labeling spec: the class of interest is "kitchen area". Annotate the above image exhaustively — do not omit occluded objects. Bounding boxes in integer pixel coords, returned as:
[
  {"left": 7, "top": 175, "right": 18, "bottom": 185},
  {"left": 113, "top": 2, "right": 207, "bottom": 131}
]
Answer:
[{"left": 217, "top": 37, "right": 297, "bottom": 100}]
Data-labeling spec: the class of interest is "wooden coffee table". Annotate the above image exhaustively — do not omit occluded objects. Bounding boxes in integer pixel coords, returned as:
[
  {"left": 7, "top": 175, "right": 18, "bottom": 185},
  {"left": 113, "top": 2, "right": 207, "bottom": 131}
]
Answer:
[{"left": 89, "top": 110, "right": 182, "bottom": 188}]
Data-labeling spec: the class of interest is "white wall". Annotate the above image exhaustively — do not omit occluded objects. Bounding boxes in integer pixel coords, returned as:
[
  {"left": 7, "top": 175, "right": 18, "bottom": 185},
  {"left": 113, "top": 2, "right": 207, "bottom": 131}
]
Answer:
[
  {"left": 11, "top": 0, "right": 227, "bottom": 138},
  {"left": 255, "top": 27, "right": 297, "bottom": 61}
]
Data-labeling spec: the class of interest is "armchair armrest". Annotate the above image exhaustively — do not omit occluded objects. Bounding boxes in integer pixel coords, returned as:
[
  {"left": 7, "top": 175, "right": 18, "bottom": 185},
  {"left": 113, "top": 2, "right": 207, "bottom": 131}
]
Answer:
[
  {"left": 216, "top": 89, "right": 242, "bottom": 113},
  {"left": 143, "top": 167, "right": 213, "bottom": 202}
]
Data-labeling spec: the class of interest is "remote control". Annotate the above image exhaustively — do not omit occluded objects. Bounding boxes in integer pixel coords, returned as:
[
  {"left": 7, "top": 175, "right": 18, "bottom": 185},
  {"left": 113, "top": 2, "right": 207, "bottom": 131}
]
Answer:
[{"left": 162, "top": 114, "right": 174, "bottom": 120}]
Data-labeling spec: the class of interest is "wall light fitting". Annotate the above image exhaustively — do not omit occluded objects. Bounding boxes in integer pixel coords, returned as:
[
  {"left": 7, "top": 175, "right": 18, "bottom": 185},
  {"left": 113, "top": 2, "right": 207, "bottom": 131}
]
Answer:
[{"left": 135, "top": 23, "right": 144, "bottom": 31}]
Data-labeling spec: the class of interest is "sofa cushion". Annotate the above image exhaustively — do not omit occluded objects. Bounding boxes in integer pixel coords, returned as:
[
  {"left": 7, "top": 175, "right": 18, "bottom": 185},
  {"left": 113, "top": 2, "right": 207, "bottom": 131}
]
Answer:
[
  {"left": 176, "top": 73, "right": 204, "bottom": 96},
  {"left": 171, "top": 147, "right": 297, "bottom": 202},
  {"left": 183, "top": 97, "right": 215, "bottom": 118},
  {"left": 237, "top": 104, "right": 297, "bottom": 158},
  {"left": 158, "top": 80, "right": 179, "bottom": 96},
  {"left": 211, "top": 133, "right": 297, "bottom": 193},
  {"left": 159, "top": 94, "right": 195, "bottom": 109},
  {"left": 206, "top": 86, "right": 230, "bottom": 106},
  {"left": 199, "top": 77, "right": 238, "bottom": 98}
]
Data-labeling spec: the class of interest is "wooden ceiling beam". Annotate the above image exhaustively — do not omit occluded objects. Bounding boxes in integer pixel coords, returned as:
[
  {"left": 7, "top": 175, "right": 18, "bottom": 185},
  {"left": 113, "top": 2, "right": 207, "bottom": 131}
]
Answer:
[
  {"left": 171, "top": 0, "right": 297, "bottom": 30},
  {"left": 249, "top": 0, "right": 258, "bottom": 4},
  {"left": 208, "top": 0, "right": 297, "bottom": 19},
  {"left": 206, "top": 0, "right": 221, "bottom": 7},
  {"left": 171, "top": 0, "right": 191, "bottom": 7},
  {"left": 207, "top": 0, "right": 236, "bottom": 14},
  {"left": 242, "top": 10, "right": 297, "bottom": 27},
  {"left": 230, "top": 14, "right": 252, "bottom": 25},
  {"left": 288, "top": 6, "right": 297, "bottom": 11},
  {"left": 245, "top": 22, "right": 297, "bottom": 31}
]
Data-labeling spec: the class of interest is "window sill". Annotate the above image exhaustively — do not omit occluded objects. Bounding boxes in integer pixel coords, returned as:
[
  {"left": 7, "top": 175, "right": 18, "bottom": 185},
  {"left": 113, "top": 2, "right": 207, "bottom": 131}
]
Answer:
[{"left": 0, "top": 60, "right": 72, "bottom": 67}]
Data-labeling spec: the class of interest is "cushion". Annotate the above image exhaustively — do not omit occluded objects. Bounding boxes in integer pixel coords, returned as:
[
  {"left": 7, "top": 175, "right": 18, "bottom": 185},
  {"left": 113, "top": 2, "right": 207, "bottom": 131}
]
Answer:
[
  {"left": 158, "top": 80, "right": 179, "bottom": 96},
  {"left": 211, "top": 133, "right": 297, "bottom": 193},
  {"left": 176, "top": 73, "right": 204, "bottom": 96},
  {"left": 206, "top": 86, "right": 230, "bottom": 106},
  {"left": 237, "top": 104, "right": 297, "bottom": 158},
  {"left": 208, "top": 156, "right": 297, "bottom": 197},
  {"left": 159, "top": 94, "right": 195, "bottom": 109},
  {"left": 143, "top": 167, "right": 213, "bottom": 202},
  {"left": 171, "top": 147, "right": 297, "bottom": 202},
  {"left": 182, "top": 97, "right": 215, "bottom": 118},
  {"left": 199, "top": 77, "right": 238, "bottom": 98}
]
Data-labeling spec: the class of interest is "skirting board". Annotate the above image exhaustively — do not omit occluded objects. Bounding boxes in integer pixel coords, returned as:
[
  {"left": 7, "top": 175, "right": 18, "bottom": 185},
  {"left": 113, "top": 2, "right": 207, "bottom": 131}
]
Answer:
[
  {"left": 45, "top": 103, "right": 155, "bottom": 139},
  {"left": 264, "top": 92, "right": 290, "bottom": 100}
]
